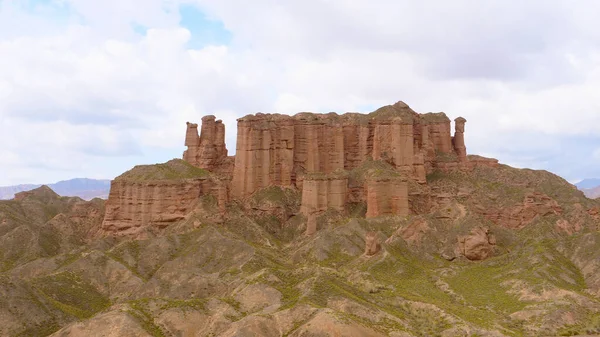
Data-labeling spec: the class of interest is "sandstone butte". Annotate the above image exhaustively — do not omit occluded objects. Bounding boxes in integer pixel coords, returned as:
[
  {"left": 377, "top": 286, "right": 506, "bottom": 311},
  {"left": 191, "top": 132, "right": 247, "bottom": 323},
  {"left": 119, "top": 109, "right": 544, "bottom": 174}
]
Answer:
[{"left": 101, "top": 101, "right": 501, "bottom": 241}]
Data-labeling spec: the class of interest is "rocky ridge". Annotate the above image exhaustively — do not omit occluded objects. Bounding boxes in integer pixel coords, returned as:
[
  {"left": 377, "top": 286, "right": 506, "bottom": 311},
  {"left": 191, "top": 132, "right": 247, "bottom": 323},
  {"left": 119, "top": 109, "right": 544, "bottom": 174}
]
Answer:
[{"left": 101, "top": 101, "right": 499, "bottom": 239}]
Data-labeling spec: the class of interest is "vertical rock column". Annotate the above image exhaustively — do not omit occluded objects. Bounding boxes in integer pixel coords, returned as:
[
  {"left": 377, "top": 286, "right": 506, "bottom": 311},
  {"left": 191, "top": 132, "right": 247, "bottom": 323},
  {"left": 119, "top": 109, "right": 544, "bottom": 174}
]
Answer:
[
  {"left": 372, "top": 119, "right": 414, "bottom": 174},
  {"left": 232, "top": 115, "right": 295, "bottom": 198},
  {"left": 197, "top": 116, "right": 228, "bottom": 170},
  {"left": 419, "top": 123, "right": 436, "bottom": 173},
  {"left": 300, "top": 175, "right": 348, "bottom": 215},
  {"left": 183, "top": 116, "right": 228, "bottom": 171},
  {"left": 232, "top": 116, "right": 269, "bottom": 198},
  {"left": 392, "top": 120, "right": 415, "bottom": 175},
  {"left": 183, "top": 122, "right": 200, "bottom": 165},
  {"left": 428, "top": 119, "right": 453, "bottom": 154},
  {"left": 453, "top": 117, "right": 467, "bottom": 162},
  {"left": 343, "top": 124, "right": 371, "bottom": 170},
  {"left": 269, "top": 119, "right": 295, "bottom": 186},
  {"left": 365, "top": 176, "right": 409, "bottom": 218},
  {"left": 306, "top": 212, "right": 317, "bottom": 236},
  {"left": 364, "top": 232, "right": 381, "bottom": 256},
  {"left": 294, "top": 119, "right": 345, "bottom": 175}
]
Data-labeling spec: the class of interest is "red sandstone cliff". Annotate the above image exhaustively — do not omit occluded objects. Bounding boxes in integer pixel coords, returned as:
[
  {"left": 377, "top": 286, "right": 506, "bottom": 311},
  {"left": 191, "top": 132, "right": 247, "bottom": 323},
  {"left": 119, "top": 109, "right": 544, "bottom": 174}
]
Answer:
[
  {"left": 300, "top": 173, "right": 348, "bottom": 215},
  {"left": 102, "top": 100, "right": 491, "bottom": 237},
  {"left": 100, "top": 160, "right": 227, "bottom": 237},
  {"left": 227, "top": 101, "right": 468, "bottom": 199},
  {"left": 365, "top": 175, "right": 409, "bottom": 218}
]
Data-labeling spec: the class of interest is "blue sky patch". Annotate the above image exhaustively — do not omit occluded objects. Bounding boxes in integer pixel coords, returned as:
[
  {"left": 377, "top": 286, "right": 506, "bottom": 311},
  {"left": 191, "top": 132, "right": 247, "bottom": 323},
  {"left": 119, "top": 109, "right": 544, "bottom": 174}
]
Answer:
[
  {"left": 21, "top": 0, "right": 71, "bottom": 19},
  {"left": 131, "top": 22, "right": 148, "bottom": 36},
  {"left": 178, "top": 4, "right": 232, "bottom": 49}
]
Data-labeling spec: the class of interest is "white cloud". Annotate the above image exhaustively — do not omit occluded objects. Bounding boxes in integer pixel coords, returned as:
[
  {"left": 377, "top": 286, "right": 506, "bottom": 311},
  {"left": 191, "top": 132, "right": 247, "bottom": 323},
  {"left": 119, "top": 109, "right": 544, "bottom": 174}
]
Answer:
[{"left": 1, "top": 0, "right": 600, "bottom": 185}]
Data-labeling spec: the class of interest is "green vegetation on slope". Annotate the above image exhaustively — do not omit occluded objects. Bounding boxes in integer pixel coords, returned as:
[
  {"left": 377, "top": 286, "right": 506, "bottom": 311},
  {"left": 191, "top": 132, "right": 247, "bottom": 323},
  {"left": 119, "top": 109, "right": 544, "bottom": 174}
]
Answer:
[
  {"left": 33, "top": 271, "right": 110, "bottom": 319},
  {"left": 115, "top": 159, "right": 210, "bottom": 181}
]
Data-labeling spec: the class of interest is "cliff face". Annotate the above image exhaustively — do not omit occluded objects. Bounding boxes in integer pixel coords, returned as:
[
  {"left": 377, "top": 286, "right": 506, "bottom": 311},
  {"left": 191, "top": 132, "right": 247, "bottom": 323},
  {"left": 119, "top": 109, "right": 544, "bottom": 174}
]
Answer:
[
  {"left": 102, "top": 179, "right": 205, "bottom": 236},
  {"left": 231, "top": 115, "right": 296, "bottom": 198},
  {"left": 300, "top": 175, "right": 348, "bottom": 215},
  {"left": 365, "top": 176, "right": 409, "bottom": 218},
  {"left": 100, "top": 160, "right": 227, "bottom": 237},
  {"left": 228, "top": 101, "right": 468, "bottom": 199},
  {"left": 103, "top": 100, "right": 486, "bottom": 237},
  {"left": 180, "top": 101, "right": 480, "bottom": 228}
]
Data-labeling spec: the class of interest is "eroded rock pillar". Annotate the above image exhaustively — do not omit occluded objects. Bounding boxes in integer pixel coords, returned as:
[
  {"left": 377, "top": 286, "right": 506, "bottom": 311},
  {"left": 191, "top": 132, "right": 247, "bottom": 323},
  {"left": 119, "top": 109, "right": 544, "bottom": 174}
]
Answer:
[
  {"left": 364, "top": 232, "right": 381, "bottom": 256},
  {"left": 306, "top": 212, "right": 317, "bottom": 236},
  {"left": 183, "top": 116, "right": 228, "bottom": 171},
  {"left": 183, "top": 122, "right": 200, "bottom": 165},
  {"left": 453, "top": 117, "right": 467, "bottom": 162}
]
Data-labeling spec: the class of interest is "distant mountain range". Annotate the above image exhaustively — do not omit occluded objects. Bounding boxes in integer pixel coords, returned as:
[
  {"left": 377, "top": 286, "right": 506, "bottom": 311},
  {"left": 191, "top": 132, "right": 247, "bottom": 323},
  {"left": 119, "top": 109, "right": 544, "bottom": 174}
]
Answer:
[
  {"left": 576, "top": 178, "right": 600, "bottom": 199},
  {"left": 0, "top": 178, "right": 111, "bottom": 200},
  {"left": 575, "top": 178, "right": 600, "bottom": 189}
]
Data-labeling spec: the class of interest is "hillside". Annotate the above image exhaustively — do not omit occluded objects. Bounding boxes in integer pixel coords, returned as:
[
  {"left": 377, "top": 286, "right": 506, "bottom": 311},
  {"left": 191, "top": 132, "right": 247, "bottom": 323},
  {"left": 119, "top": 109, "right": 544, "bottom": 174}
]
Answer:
[{"left": 0, "top": 163, "right": 599, "bottom": 336}]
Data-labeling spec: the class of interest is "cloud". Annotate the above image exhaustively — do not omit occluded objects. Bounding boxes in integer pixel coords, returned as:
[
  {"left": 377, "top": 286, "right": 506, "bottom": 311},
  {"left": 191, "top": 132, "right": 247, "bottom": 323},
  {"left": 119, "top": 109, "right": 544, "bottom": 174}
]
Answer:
[{"left": 1, "top": 0, "right": 600, "bottom": 185}]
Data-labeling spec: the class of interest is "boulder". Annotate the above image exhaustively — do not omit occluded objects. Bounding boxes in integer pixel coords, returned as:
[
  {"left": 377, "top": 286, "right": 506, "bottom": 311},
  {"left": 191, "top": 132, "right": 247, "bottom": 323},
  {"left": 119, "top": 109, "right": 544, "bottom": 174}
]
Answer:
[{"left": 457, "top": 227, "right": 496, "bottom": 261}]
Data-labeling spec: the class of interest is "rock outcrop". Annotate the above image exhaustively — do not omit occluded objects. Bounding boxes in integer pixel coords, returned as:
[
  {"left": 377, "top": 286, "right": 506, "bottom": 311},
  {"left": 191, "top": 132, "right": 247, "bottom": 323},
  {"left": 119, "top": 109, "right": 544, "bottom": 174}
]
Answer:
[
  {"left": 458, "top": 227, "right": 496, "bottom": 261},
  {"left": 364, "top": 232, "right": 381, "bottom": 256},
  {"left": 100, "top": 160, "right": 227, "bottom": 237},
  {"left": 365, "top": 175, "right": 409, "bottom": 218},
  {"left": 103, "top": 100, "right": 488, "bottom": 237},
  {"left": 481, "top": 192, "right": 562, "bottom": 229},
  {"left": 224, "top": 102, "right": 469, "bottom": 199},
  {"left": 453, "top": 117, "right": 467, "bottom": 162},
  {"left": 183, "top": 117, "right": 231, "bottom": 174},
  {"left": 102, "top": 179, "right": 206, "bottom": 236},
  {"left": 306, "top": 212, "right": 317, "bottom": 236},
  {"left": 300, "top": 174, "right": 348, "bottom": 215}
]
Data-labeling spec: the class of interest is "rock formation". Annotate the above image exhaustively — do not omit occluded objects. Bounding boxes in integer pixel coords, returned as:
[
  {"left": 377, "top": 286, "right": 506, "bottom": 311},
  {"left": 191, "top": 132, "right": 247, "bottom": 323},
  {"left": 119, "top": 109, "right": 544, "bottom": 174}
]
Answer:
[
  {"left": 100, "top": 160, "right": 227, "bottom": 237},
  {"left": 103, "top": 100, "right": 490, "bottom": 237},
  {"left": 300, "top": 174, "right": 348, "bottom": 215},
  {"left": 365, "top": 176, "right": 409, "bottom": 218},
  {"left": 226, "top": 102, "right": 471, "bottom": 199},
  {"left": 183, "top": 117, "right": 231, "bottom": 174},
  {"left": 481, "top": 192, "right": 562, "bottom": 229},
  {"left": 306, "top": 212, "right": 317, "bottom": 236},
  {"left": 101, "top": 179, "right": 224, "bottom": 237},
  {"left": 453, "top": 117, "right": 467, "bottom": 162},
  {"left": 458, "top": 227, "right": 496, "bottom": 261},
  {"left": 364, "top": 232, "right": 381, "bottom": 256}
]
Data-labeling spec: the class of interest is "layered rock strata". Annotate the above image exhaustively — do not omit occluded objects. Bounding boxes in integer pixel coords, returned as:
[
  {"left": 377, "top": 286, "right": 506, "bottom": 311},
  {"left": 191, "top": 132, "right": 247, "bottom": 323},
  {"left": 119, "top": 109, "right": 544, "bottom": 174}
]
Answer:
[
  {"left": 102, "top": 178, "right": 226, "bottom": 236},
  {"left": 100, "top": 160, "right": 227, "bottom": 237},
  {"left": 227, "top": 102, "right": 465, "bottom": 198},
  {"left": 365, "top": 176, "right": 409, "bottom": 218},
  {"left": 300, "top": 174, "right": 348, "bottom": 215},
  {"left": 480, "top": 192, "right": 562, "bottom": 229}
]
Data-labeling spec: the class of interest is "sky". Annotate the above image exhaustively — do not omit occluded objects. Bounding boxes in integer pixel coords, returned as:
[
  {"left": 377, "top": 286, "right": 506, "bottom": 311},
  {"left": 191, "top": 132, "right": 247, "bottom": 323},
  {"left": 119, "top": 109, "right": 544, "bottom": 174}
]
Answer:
[{"left": 1, "top": 0, "right": 600, "bottom": 185}]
